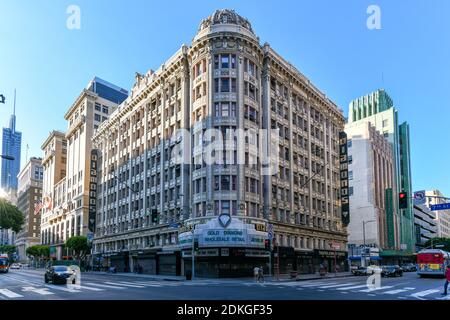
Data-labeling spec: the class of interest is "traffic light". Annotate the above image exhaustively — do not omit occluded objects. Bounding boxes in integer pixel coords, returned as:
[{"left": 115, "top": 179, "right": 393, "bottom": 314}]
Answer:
[
  {"left": 151, "top": 209, "right": 158, "bottom": 223},
  {"left": 264, "top": 239, "right": 271, "bottom": 250},
  {"left": 194, "top": 240, "right": 199, "bottom": 252},
  {"left": 399, "top": 192, "right": 408, "bottom": 209}
]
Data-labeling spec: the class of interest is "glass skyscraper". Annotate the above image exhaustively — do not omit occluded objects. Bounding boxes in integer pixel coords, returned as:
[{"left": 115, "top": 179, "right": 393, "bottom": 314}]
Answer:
[{"left": 1, "top": 96, "right": 22, "bottom": 192}]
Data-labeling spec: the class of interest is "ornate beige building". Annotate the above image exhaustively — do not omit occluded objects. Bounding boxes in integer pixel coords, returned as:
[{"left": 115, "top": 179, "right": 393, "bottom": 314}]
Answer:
[
  {"left": 40, "top": 78, "right": 128, "bottom": 259},
  {"left": 92, "top": 9, "right": 347, "bottom": 277}
]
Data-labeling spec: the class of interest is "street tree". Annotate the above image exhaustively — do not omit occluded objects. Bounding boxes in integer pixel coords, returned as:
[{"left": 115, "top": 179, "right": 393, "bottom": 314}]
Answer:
[
  {"left": 0, "top": 198, "right": 24, "bottom": 233},
  {"left": 423, "top": 237, "right": 450, "bottom": 251},
  {"left": 65, "top": 236, "right": 89, "bottom": 265}
]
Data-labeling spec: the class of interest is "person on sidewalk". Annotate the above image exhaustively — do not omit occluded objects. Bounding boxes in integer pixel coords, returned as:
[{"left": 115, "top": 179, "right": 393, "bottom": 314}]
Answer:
[
  {"left": 253, "top": 266, "right": 260, "bottom": 282},
  {"left": 258, "top": 266, "right": 264, "bottom": 283},
  {"left": 441, "top": 265, "right": 450, "bottom": 296}
]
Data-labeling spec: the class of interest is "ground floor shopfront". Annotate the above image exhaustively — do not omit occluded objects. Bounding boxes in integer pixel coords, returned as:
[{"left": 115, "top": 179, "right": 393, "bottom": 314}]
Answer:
[
  {"left": 95, "top": 249, "right": 182, "bottom": 276},
  {"left": 275, "top": 247, "right": 349, "bottom": 274}
]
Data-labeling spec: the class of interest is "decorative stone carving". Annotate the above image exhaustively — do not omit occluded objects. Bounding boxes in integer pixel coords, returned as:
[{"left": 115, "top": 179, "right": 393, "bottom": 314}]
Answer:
[{"left": 197, "top": 9, "right": 255, "bottom": 35}]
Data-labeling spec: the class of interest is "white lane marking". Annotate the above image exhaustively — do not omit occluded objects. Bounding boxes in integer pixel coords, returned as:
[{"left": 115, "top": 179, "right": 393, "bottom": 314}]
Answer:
[
  {"left": 410, "top": 289, "right": 440, "bottom": 298},
  {"left": 68, "top": 284, "right": 104, "bottom": 291},
  {"left": 436, "top": 295, "right": 450, "bottom": 300},
  {"left": 383, "top": 288, "right": 415, "bottom": 295},
  {"left": 336, "top": 285, "right": 368, "bottom": 290},
  {"left": 22, "top": 286, "right": 54, "bottom": 296},
  {"left": 359, "top": 286, "right": 394, "bottom": 293},
  {"left": 84, "top": 282, "right": 127, "bottom": 290},
  {"left": 319, "top": 283, "right": 359, "bottom": 289},
  {"left": 119, "top": 281, "right": 162, "bottom": 287},
  {"left": 104, "top": 282, "right": 145, "bottom": 288},
  {"left": 2, "top": 274, "right": 81, "bottom": 293},
  {"left": 0, "top": 288, "right": 23, "bottom": 298},
  {"left": 300, "top": 282, "right": 337, "bottom": 287}
]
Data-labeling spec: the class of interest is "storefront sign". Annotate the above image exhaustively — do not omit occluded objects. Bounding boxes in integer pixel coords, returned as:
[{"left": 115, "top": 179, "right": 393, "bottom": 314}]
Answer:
[
  {"left": 178, "top": 217, "right": 268, "bottom": 249},
  {"left": 314, "top": 249, "right": 347, "bottom": 258},
  {"left": 88, "top": 149, "right": 98, "bottom": 233},
  {"left": 339, "top": 131, "right": 350, "bottom": 226}
]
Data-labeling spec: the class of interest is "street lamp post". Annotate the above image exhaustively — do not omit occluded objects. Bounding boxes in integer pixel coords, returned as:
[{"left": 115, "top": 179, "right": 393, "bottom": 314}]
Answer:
[{"left": 362, "top": 220, "right": 376, "bottom": 267}]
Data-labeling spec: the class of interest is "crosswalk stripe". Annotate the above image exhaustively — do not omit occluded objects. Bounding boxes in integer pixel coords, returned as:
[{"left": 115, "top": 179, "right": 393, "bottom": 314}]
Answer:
[
  {"left": 22, "top": 286, "right": 54, "bottom": 296},
  {"left": 359, "top": 286, "right": 394, "bottom": 293},
  {"left": 117, "top": 281, "right": 161, "bottom": 286},
  {"left": 0, "top": 288, "right": 23, "bottom": 298},
  {"left": 410, "top": 289, "right": 440, "bottom": 298},
  {"left": 68, "top": 284, "right": 104, "bottom": 291},
  {"left": 300, "top": 282, "right": 337, "bottom": 287},
  {"left": 105, "top": 281, "right": 145, "bottom": 288},
  {"left": 336, "top": 285, "right": 368, "bottom": 290},
  {"left": 383, "top": 288, "right": 415, "bottom": 294},
  {"left": 85, "top": 282, "right": 126, "bottom": 289},
  {"left": 319, "top": 283, "right": 359, "bottom": 289}
]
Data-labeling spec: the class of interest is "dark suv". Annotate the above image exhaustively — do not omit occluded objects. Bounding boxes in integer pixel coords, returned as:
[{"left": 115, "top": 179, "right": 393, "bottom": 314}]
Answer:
[
  {"left": 44, "top": 265, "right": 76, "bottom": 284},
  {"left": 381, "top": 265, "right": 403, "bottom": 277}
]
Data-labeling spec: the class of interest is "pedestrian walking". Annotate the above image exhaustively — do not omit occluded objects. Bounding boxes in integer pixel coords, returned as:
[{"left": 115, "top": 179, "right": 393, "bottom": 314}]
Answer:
[
  {"left": 253, "top": 266, "right": 260, "bottom": 282},
  {"left": 258, "top": 266, "right": 264, "bottom": 283},
  {"left": 441, "top": 265, "right": 450, "bottom": 296}
]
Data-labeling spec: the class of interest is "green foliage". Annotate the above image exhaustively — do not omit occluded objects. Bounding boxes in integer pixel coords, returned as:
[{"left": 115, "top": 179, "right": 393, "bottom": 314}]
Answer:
[
  {"left": 0, "top": 198, "right": 25, "bottom": 233},
  {"left": 423, "top": 237, "right": 450, "bottom": 252},
  {"left": 26, "top": 245, "right": 50, "bottom": 258},
  {"left": 65, "top": 236, "right": 89, "bottom": 259},
  {"left": 0, "top": 245, "right": 16, "bottom": 255}
]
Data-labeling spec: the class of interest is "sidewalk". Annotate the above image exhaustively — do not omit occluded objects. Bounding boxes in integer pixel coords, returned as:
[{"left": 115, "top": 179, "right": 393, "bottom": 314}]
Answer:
[
  {"left": 84, "top": 271, "right": 185, "bottom": 281},
  {"left": 82, "top": 271, "right": 353, "bottom": 282}
]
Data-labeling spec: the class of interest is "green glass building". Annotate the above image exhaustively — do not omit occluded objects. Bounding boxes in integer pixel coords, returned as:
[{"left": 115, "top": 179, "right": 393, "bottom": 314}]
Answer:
[{"left": 348, "top": 89, "right": 414, "bottom": 261}]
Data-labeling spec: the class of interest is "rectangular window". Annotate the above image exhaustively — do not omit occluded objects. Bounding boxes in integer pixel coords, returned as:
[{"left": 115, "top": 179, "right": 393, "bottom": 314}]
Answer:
[
  {"left": 221, "top": 102, "right": 229, "bottom": 117},
  {"left": 348, "top": 171, "right": 353, "bottom": 180},
  {"left": 102, "top": 106, "right": 109, "bottom": 114},
  {"left": 95, "top": 103, "right": 101, "bottom": 111},
  {"left": 214, "top": 55, "right": 219, "bottom": 69},
  {"left": 382, "top": 119, "right": 388, "bottom": 127},
  {"left": 94, "top": 114, "right": 101, "bottom": 121},
  {"left": 231, "top": 54, "right": 236, "bottom": 68},
  {"left": 221, "top": 55, "right": 229, "bottom": 68},
  {"left": 347, "top": 139, "right": 352, "bottom": 148},
  {"left": 221, "top": 78, "right": 230, "bottom": 92}
]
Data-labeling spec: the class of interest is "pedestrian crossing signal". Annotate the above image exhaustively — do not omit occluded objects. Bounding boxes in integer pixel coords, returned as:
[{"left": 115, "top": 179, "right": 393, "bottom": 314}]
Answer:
[{"left": 194, "top": 240, "right": 199, "bottom": 252}]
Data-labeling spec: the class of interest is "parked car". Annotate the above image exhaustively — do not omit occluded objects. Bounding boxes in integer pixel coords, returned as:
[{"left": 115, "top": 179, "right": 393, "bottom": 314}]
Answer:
[
  {"left": 401, "top": 263, "right": 417, "bottom": 272},
  {"left": 352, "top": 266, "right": 368, "bottom": 276},
  {"left": 44, "top": 265, "right": 76, "bottom": 284},
  {"left": 10, "top": 263, "right": 21, "bottom": 269},
  {"left": 381, "top": 265, "right": 403, "bottom": 277}
]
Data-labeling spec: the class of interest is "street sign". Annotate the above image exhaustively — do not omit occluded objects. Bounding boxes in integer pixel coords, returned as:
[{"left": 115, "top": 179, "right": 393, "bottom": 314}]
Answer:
[
  {"left": 414, "top": 190, "right": 426, "bottom": 205},
  {"left": 430, "top": 203, "right": 450, "bottom": 211},
  {"left": 268, "top": 224, "right": 274, "bottom": 240},
  {"left": 169, "top": 222, "right": 181, "bottom": 229}
]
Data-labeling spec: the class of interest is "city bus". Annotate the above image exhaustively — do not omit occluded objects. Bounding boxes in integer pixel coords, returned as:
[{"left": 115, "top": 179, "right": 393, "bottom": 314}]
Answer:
[
  {"left": 0, "top": 254, "right": 9, "bottom": 273},
  {"left": 417, "top": 249, "right": 450, "bottom": 277}
]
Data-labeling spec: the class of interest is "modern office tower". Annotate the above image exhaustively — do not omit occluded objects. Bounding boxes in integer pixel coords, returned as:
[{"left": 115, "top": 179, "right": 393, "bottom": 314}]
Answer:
[
  {"left": 40, "top": 78, "right": 128, "bottom": 259},
  {"left": 425, "top": 190, "right": 450, "bottom": 238},
  {"left": 347, "top": 89, "right": 415, "bottom": 263},
  {"left": 15, "top": 157, "right": 43, "bottom": 262},
  {"left": 1, "top": 91, "right": 22, "bottom": 192},
  {"left": 345, "top": 121, "right": 398, "bottom": 265},
  {"left": 413, "top": 204, "right": 437, "bottom": 251},
  {"left": 92, "top": 9, "right": 347, "bottom": 277}
]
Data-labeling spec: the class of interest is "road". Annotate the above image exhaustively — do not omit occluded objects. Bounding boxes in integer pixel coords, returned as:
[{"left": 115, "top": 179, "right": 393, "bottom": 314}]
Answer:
[{"left": 0, "top": 268, "right": 448, "bottom": 300}]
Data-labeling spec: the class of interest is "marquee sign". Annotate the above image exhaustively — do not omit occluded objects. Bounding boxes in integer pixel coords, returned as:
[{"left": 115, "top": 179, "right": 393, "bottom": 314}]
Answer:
[
  {"left": 339, "top": 131, "right": 350, "bottom": 226},
  {"left": 178, "top": 216, "right": 268, "bottom": 249}
]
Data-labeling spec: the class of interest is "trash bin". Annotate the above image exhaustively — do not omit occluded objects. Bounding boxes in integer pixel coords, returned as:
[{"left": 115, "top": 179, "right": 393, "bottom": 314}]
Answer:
[{"left": 186, "top": 270, "right": 192, "bottom": 280}]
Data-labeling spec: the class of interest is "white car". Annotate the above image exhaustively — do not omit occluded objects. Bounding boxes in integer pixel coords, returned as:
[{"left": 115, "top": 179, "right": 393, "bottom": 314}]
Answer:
[{"left": 10, "top": 263, "right": 21, "bottom": 269}]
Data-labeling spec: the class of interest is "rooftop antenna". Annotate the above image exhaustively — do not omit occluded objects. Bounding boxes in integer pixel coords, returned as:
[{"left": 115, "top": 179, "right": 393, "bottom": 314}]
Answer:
[{"left": 25, "top": 143, "right": 29, "bottom": 162}]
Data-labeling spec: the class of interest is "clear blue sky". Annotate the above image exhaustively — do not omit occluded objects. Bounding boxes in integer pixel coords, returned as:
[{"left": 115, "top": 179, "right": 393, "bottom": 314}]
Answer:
[{"left": 1, "top": 0, "right": 449, "bottom": 195}]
